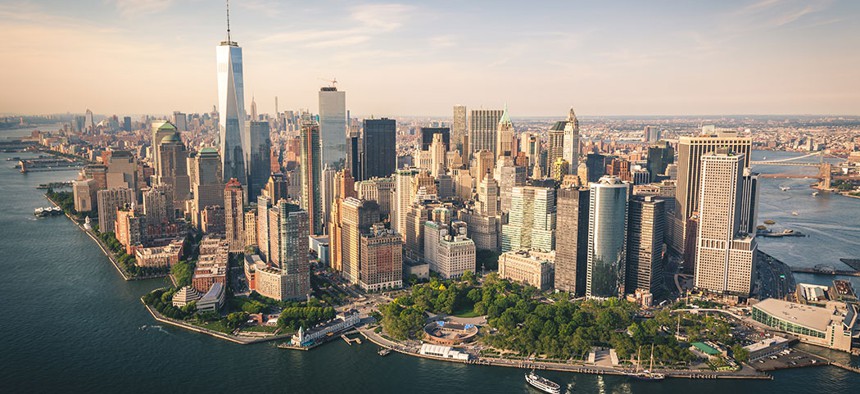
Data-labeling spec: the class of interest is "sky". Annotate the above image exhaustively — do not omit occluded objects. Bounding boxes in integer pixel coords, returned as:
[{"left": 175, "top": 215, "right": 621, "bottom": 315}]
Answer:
[{"left": 1, "top": 0, "right": 859, "bottom": 117}]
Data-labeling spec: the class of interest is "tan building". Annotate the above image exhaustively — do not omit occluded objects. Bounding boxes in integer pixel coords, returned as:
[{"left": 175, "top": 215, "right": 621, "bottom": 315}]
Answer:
[
  {"left": 424, "top": 221, "right": 476, "bottom": 279},
  {"left": 244, "top": 210, "right": 257, "bottom": 248},
  {"left": 135, "top": 239, "right": 183, "bottom": 268},
  {"left": 224, "top": 178, "right": 245, "bottom": 252},
  {"left": 359, "top": 223, "right": 403, "bottom": 291},
  {"left": 73, "top": 178, "right": 98, "bottom": 213},
  {"left": 499, "top": 249, "right": 554, "bottom": 290},
  {"left": 97, "top": 188, "right": 134, "bottom": 234}
]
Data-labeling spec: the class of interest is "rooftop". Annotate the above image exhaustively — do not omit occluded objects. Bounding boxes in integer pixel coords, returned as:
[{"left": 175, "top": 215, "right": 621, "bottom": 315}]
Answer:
[{"left": 753, "top": 298, "right": 838, "bottom": 333}]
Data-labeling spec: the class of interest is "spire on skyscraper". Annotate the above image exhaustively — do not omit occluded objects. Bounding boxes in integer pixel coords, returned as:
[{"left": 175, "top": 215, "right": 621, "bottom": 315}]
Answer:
[{"left": 226, "top": 0, "right": 233, "bottom": 44}]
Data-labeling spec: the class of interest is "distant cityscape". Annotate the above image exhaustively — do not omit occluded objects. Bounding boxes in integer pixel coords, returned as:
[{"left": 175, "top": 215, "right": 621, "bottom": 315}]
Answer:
[{"left": 3, "top": 1, "right": 860, "bottom": 391}]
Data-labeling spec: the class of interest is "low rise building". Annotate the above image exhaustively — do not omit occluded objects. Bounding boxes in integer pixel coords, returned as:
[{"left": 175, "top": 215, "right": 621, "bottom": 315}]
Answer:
[
  {"left": 291, "top": 310, "right": 361, "bottom": 347},
  {"left": 418, "top": 344, "right": 470, "bottom": 361},
  {"left": 135, "top": 238, "right": 183, "bottom": 268},
  {"left": 196, "top": 282, "right": 225, "bottom": 312},
  {"left": 751, "top": 298, "right": 858, "bottom": 353},
  {"left": 171, "top": 286, "right": 201, "bottom": 308},
  {"left": 744, "top": 336, "right": 790, "bottom": 361},
  {"left": 498, "top": 249, "right": 554, "bottom": 290},
  {"left": 244, "top": 254, "right": 267, "bottom": 292}
]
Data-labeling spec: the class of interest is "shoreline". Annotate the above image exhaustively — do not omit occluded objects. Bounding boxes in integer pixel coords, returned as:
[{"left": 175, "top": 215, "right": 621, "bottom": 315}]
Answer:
[
  {"left": 354, "top": 327, "right": 773, "bottom": 380},
  {"left": 140, "top": 297, "right": 290, "bottom": 345}
]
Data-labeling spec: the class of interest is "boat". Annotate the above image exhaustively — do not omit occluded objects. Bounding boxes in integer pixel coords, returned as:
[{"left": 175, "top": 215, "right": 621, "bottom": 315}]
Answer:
[
  {"left": 34, "top": 207, "right": 46, "bottom": 217},
  {"left": 780, "top": 186, "right": 791, "bottom": 191},
  {"left": 792, "top": 211, "right": 799, "bottom": 216},
  {"left": 378, "top": 348, "right": 391, "bottom": 356},
  {"left": 630, "top": 345, "right": 666, "bottom": 381},
  {"left": 525, "top": 371, "right": 561, "bottom": 394},
  {"left": 812, "top": 191, "right": 819, "bottom": 197}
]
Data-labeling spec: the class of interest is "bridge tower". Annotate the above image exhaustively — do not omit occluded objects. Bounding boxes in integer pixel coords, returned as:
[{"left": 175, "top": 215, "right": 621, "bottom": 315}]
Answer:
[{"left": 819, "top": 162, "right": 832, "bottom": 189}]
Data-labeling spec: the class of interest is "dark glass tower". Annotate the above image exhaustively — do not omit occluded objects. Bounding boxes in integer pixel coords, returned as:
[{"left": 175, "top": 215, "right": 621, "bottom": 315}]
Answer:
[{"left": 361, "top": 118, "right": 396, "bottom": 180}]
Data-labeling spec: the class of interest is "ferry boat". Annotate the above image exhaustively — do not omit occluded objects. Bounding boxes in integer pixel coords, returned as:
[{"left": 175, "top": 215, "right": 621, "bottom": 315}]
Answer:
[{"left": 525, "top": 371, "right": 561, "bottom": 394}]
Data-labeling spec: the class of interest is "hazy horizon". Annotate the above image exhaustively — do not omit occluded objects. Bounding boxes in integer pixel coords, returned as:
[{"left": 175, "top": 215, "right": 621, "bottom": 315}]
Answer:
[{"left": 1, "top": 0, "right": 859, "bottom": 117}]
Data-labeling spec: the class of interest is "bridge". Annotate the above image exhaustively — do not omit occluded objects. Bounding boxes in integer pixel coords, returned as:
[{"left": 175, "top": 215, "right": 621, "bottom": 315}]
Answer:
[{"left": 750, "top": 151, "right": 830, "bottom": 167}]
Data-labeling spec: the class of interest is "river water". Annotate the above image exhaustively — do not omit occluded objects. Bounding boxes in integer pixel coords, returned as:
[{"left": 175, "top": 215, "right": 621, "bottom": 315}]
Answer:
[{"left": 0, "top": 130, "right": 857, "bottom": 392}]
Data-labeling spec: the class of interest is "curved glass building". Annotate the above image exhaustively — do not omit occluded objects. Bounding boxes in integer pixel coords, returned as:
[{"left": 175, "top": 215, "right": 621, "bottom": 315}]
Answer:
[{"left": 586, "top": 176, "right": 629, "bottom": 298}]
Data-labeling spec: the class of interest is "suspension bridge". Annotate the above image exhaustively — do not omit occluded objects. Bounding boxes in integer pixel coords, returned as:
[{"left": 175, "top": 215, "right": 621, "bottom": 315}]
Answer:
[{"left": 750, "top": 151, "right": 831, "bottom": 167}]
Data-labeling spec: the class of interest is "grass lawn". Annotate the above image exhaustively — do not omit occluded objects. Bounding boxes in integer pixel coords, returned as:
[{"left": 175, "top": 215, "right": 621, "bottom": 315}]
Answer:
[
  {"left": 194, "top": 320, "right": 231, "bottom": 334},
  {"left": 242, "top": 325, "right": 280, "bottom": 333},
  {"left": 452, "top": 305, "right": 480, "bottom": 318}
]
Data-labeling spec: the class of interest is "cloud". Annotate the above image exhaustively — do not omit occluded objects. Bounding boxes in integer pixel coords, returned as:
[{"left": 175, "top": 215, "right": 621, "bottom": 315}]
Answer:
[
  {"left": 349, "top": 3, "right": 413, "bottom": 32},
  {"left": 731, "top": 0, "right": 832, "bottom": 28},
  {"left": 108, "top": 0, "right": 173, "bottom": 17}
]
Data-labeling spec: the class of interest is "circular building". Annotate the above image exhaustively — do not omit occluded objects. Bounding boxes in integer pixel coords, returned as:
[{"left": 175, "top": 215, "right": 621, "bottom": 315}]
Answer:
[{"left": 423, "top": 320, "right": 479, "bottom": 345}]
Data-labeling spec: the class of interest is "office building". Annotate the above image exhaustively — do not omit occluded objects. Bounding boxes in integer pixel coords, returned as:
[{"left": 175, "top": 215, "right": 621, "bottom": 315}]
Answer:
[
  {"left": 224, "top": 178, "right": 245, "bottom": 252},
  {"left": 191, "top": 148, "right": 224, "bottom": 227},
  {"left": 356, "top": 176, "right": 394, "bottom": 216},
  {"left": 392, "top": 169, "right": 418, "bottom": 236},
  {"left": 740, "top": 169, "right": 760, "bottom": 235},
  {"left": 555, "top": 187, "right": 590, "bottom": 295},
  {"left": 73, "top": 178, "right": 98, "bottom": 213},
  {"left": 501, "top": 186, "right": 556, "bottom": 253},
  {"left": 319, "top": 86, "right": 347, "bottom": 167},
  {"left": 584, "top": 153, "right": 606, "bottom": 183},
  {"left": 97, "top": 188, "right": 134, "bottom": 234},
  {"left": 469, "top": 109, "right": 503, "bottom": 159},
  {"left": 106, "top": 150, "right": 137, "bottom": 191},
  {"left": 626, "top": 196, "right": 665, "bottom": 295},
  {"left": 562, "top": 108, "right": 580, "bottom": 173},
  {"left": 496, "top": 106, "right": 515, "bottom": 159},
  {"left": 673, "top": 130, "right": 751, "bottom": 255},
  {"left": 341, "top": 198, "right": 379, "bottom": 284},
  {"left": 694, "top": 151, "right": 756, "bottom": 297},
  {"left": 452, "top": 105, "right": 467, "bottom": 156},
  {"left": 421, "top": 127, "right": 450, "bottom": 151},
  {"left": 361, "top": 118, "right": 396, "bottom": 180},
  {"left": 154, "top": 126, "right": 190, "bottom": 204},
  {"left": 217, "top": 19, "right": 249, "bottom": 186},
  {"left": 586, "top": 176, "right": 629, "bottom": 298},
  {"left": 646, "top": 142, "right": 674, "bottom": 178},
  {"left": 499, "top": 250, "right": 554, "bottom": 291},
  {"left": 248, "top": 121, "right": 271, "bottom": 202},
  {"left": 301, "top": 122, "right": 324, "bottom": 235},
  {"left": 424, "top": 221, "right": 476, "bottom": 279},
  {"left": 359, "top": 223, "right": 403, "bottom": 291}
]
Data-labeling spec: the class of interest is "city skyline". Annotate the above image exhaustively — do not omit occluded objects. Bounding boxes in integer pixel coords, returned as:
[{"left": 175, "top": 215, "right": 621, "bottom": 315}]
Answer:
[{"left": 2, "top": 0, "right": 859, "bottom": 117}]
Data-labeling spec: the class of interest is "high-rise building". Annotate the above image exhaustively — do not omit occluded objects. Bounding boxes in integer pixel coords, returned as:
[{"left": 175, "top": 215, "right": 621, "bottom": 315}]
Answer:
[
  {"left": 97, "top": 188, "right": 134, "bottom": 234},
  {"left": 73, "top": 178, "right": 98, "bottom": 213},
  {"left": 262, "top": 173, "right": 289, "bottom": 202},
  {"left": 430, "top": 133, "right": 447, "bottom": 178},
  {"left": 106, "top": 150, "right": 138, "bottom": 192},
  {"left": 224, "top": 178, "right": 245, "bottom": 252},
  {"left": 694, "top": 151, "right": 756, "bottom": 297},
  {"left": 672, "top": 130, "right": 751, "bottom": 256},
  {"left": 248, "top": 121, "right": 271, "bottom": 202},
  {"left": 361, "top": 118, "right": 396, "bottom": 180},
  {"left": 476, "top": 174, "right": 499, "bottom": 217},
  {"left": 626, "top": 196, "right": 665, "bottom": 295},
  {"left": 346, "top": 131, "right": 361, "bottom": 181},
  {"left": 496, "top": 106, "right": 515, "bottom": 160},
  {"left": 421, "top": 127, "right": 450, "bottom": 151},
  {"left": 216, "top": 14, "right": 249, "bottom": 186},
  {"left": 469, "top": 109, "right": 503, "bottom": 159},
  {"left": 143, "top": 184, "right": 174, "bottom": 226},
  {"left": 555, "top": 187, "right": 590, "bottom": 295},
  {"left": 643, "top": 126, "right": 661, "bottom": 143},
  {"left": 495, "top": 158, "right": 526, "bottom": 214},
  {"left": 122, "top": 116, "right": 131, "bottom": 132},
  {"left": 471, "top": 150, "right": 495, "bottom": 183},
  {"left": 739, "top": 169, "right": 760, "bottom": 235},
  {"left": 300, "top": 122, "right": 324, "bottom": 235},
  {"left": 424, "top": 221, "right": 476, "bottom": 279},
  {"left": 321, "top": 165, "right": 337, "bottom": 231},
  {"left": 452, "top": 105, "right": 467, "bottom": 158},
  {"left": 584, "top": 153, "right": 606, "bottom": 183},
  {"left": 191, "top": 148, "right": 224, "bottom": 227},
  {"left": 586, "top": 176, "right": 629, "bottom": 298},
  {"left": 359, "top": 223, "right": 403, "bottom": 291},
  {"left": 276, "top": 201, "right": 311, "bottom": 296},
  {"left": 392, "top": 169, "right": 418, "bottom": 237},
  {"left": 154, "top": 126, "right": 190, "bottom": 204},
  {"left": 646, "top": 142, "right": 674, "bottom": 178},
  {"left": 256, "top": 195, "right": 272, "bottom": 261},
  {"left": 319, "top": 86, "right": 347, "bottom": 167},
  {"left": 356, "top": 176, "right": 394, "bottom": 216},
  {"left": 501, "top": 186, "right": 556, "bottom": 253},
  {"left": 172, "top": 111, "right": 187, "bottom": 131},
  {"left": 340, "top": 198, "right": 379, "bottom": 284},
  {"left": 562, "top": 108, "right": 580, "bottom": 173},
  {"left": 152, "top": 121, "right": 176, "bottom": 173}
]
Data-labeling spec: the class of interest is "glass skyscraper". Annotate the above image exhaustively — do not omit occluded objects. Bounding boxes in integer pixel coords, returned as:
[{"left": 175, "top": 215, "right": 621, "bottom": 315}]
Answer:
[
  {"left": 586, "top": 176, "right": 629, "bottom": 298},
  {"left": 319, "top": 86, "right": 347, "bottom": 168},
  {"left": 217, "top": 35, "right": 248, "bottom": 189}
]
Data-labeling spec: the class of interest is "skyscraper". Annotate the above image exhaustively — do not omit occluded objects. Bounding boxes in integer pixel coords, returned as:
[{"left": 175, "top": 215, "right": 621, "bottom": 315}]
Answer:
[
  {"left": 248, "top": 121, "right": 271, "bottom": 202},
  {"left": 626, "top": 196, "right": 665, "bottom": 295},
  {"left": 646, "top": 141, "right": 675, "bottom": 178},
  {"left": 300, "top": 122, "right": 323, "bottom": 235},
  {"left": 97, "top": 188, "right": 134, "bottom": 234},
  {"left": 361, "top": 118, "right": 396, "bottom": 180},
  {"left": 452, "top": 105, "right": 467, "bottom": 157},
  {"left": 359, "top": 223, "right": 403, "bottom": 291},
  {"left": 672, "top": 130, "right": 751, "bottom": 256},
  {"left": 341, "top": 198, "right": 379, "bottom": 284},
  {"left": 562, "top": 108, "right": 580, "bottom": 173},
  {"left": 216, "top": 8, "right": 249, "bottom": 187},
  {"left": 495, "top": 158, "right": 526, "bottom": 214},
  {"left": 224, "top": 178, "right": 245, "bottom": 253},
  {"left": 155, "top": 126, "right": 190, "bottom": 204},
  {"left": 694, "top": 151, "right": 756, "bottom": 297},
  {"left": 319, "top": 85, "right": 347, "bottom": 167},
  {"left": 276, "top": 200, "right": 311, "bottom": 298},
  {"left": 392, "top": 169, "right": 418, "bottom": 237},
  {"left": 586, "top": 176, "right": 629, "bottom": 298},
  {"left": 555, "top": 187, "right": 590, "bottom": 295},
  {"left": 501, "top": 186, "right": 556, "bottom": 253},
  {"left": 420, "top": 127, "right": 450, "bottom": 151},
  {"left": 152, "top": 121, "right": 176, "bottom": 172},
  {"left": 191, "top": 148, "right": 224, "bottom": 228},
  {"left": 496, "top": 106, "right": 515, "bottom": 160},
  {"left": 469, "top": 109, "right": 503, "bottom": 159}
]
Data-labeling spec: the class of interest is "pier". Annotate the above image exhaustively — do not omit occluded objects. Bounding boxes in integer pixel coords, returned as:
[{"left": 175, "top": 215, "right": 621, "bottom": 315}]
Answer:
[
  {"left": 790, "top": 267, "right": 860, "bottom": 277},
  {"left": 341, "top": 334, "right": 362, "bottom": 345},
  {"left": 830, "top": 361, "right": 860, "bottom": 374}
]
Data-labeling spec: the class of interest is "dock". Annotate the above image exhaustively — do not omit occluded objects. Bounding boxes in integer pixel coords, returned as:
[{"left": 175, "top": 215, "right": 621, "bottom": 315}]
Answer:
[
  {"left": 830, "top": 361, "right": 860, "bottom": 374},
  {"left": 341, "top": 334, "right": 362, "bottom": 345},
  {"left": 790, "top": 267, "right": 860, "bottom": 277}
]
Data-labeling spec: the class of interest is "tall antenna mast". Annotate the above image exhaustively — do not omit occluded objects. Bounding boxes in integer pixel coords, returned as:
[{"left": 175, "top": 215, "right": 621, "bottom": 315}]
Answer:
[{"left": 226, "top": 0, "right": 232, "bottom": 43}]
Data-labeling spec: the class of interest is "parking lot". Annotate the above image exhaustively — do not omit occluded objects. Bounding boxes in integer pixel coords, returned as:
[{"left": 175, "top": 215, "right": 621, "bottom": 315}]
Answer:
[{"left": 752, "top": 347, "right": 828, "bottom": 371}]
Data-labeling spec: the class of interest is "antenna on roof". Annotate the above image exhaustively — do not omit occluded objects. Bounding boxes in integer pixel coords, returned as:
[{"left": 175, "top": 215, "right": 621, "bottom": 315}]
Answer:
[{"left": 226, "top": 0, "right": 232, "bottom": 44}]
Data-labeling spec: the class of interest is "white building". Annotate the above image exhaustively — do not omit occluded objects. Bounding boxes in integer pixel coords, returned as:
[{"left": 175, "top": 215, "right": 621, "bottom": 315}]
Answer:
[
  {"left": 419, "top": 344, "right": 470, "bottom": 361},
  {"left": 424, "top": 221, "right": 476, "bottom": 279}
]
